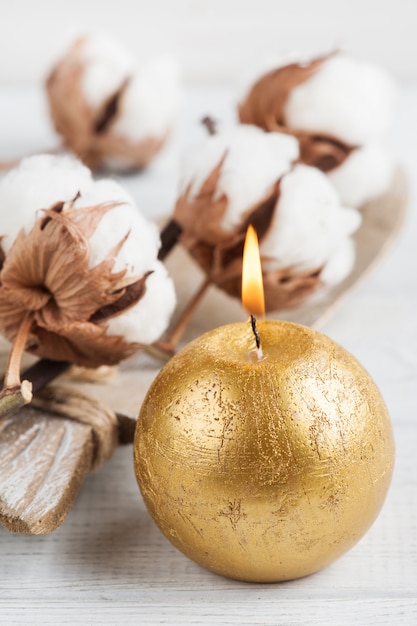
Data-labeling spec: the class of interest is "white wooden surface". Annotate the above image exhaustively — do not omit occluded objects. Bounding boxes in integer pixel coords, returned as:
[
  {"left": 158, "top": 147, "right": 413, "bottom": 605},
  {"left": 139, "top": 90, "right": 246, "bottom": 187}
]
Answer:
[{"left": 0, "top": 85, "right": 416, "bottom": 625}]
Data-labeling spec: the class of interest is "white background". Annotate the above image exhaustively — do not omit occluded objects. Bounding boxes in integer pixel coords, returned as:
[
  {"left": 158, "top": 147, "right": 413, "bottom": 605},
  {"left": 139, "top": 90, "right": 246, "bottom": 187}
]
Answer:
[{"left": 0, "top": 0, "right": 416, "bottom": 86}]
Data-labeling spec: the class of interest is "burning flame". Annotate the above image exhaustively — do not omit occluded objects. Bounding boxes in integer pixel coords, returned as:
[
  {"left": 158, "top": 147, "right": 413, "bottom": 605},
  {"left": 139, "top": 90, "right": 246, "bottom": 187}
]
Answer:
[{"left": 242, "top": 225, "right": 265, "bottom": 317}]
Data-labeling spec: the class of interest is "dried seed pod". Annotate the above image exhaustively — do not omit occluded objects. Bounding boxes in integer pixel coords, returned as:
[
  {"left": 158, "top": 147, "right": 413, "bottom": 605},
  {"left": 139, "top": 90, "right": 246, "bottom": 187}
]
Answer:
[
  {"left": 238, "top": 52, "right": 396, "bottom": 207},
  {"left": 46, "top": 34, "right": 181, "bottom": 172},
  {"left": 0, "top": 154, "right": 176, "bottom": 367},
  {"left": 173, "top": 125, "right": 361, "bottom": 311}
]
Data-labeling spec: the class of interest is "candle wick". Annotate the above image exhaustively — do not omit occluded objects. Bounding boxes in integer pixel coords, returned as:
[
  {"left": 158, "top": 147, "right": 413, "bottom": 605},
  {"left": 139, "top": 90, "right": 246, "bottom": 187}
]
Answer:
[
  {"left": 250, "top": 315, "right": 264, "bottom": 360},
  {"left": 250, "top": 315, "right": 261, "bottom": 350}
]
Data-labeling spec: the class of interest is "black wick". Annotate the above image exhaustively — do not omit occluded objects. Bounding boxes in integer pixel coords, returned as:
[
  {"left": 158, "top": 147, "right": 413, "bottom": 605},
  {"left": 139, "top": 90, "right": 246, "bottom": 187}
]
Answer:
[{"left": 250, "top": 315, "right": 261, "bottom": 351}]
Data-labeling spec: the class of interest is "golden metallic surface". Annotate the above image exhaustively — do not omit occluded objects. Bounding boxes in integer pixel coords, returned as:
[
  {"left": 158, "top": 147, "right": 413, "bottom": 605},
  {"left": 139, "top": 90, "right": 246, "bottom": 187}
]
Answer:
[{"left": 134, "top": 321, "right": 395, "bottom": 583}]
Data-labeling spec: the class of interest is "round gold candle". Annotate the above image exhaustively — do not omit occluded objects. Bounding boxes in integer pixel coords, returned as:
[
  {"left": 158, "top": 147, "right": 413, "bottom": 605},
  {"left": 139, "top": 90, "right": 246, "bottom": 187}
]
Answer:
[{"left": 134, "top": 320, "right": 394, "bottom": 582}]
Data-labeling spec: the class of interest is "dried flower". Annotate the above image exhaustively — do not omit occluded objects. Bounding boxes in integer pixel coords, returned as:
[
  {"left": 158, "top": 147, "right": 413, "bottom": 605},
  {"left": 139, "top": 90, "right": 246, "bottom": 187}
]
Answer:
[
  {"left": 0, "top": 154, "right": 176, "bottom": 369},
  {"left": 46, "top": 34, "right": 181, "bottom": 172},
  {"left": 238, "top": 52, "right": 396, "bottom": 207},
  {"left": 173, "top": 125, "right": 361, "bottom": 310}
]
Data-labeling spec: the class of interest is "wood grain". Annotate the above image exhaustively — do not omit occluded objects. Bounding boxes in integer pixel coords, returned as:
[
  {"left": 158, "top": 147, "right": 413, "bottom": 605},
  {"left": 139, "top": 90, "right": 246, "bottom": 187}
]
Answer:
[{"left": 0, "top": 405, "right": 94, "bottom": 534}]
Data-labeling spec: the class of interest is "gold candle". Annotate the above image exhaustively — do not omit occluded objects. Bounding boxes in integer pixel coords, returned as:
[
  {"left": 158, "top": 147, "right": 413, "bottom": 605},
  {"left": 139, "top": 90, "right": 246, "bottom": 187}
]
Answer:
[{"left": 134, "top": 228, "right": 394, "bottom": 583}]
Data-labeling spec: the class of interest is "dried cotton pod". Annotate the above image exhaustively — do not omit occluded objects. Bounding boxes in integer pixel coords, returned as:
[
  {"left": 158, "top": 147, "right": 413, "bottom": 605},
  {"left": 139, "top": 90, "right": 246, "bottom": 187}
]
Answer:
[
  {"left": 238, "top": 52, "right": 396, "bottom": 207},
  {"left": 0, "top": 154, "right": 176, "bottom": 368},
  {"left": 46, "top": 34, "right": 181, "bottom": 172},
  {"left": 173, "top": 125, "right": 361, "bottom": 311}
]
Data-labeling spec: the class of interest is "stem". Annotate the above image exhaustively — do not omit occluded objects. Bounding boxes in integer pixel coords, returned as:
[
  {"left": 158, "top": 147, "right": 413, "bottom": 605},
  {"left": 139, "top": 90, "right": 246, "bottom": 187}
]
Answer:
[
  {"left": 3, "top": 314, "right": 34, "bottom": 389},
  {"left": 148, "top": 278, "right": 211, "bottom": 360},
  {"left": 0, "top": 314, "right": 35, "bottom": 418}
]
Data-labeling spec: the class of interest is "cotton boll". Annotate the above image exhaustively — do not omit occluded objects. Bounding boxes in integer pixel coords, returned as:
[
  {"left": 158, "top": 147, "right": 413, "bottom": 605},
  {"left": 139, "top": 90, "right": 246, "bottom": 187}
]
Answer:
[
  {"left": 175, "top": 129, "right": 361, "bottom": 311},
  {"left": 46, "top": 34, "right": 182, "bottom": 172},
  {"left": 326, "top": 144, "right": 396, "bottom": 208},
  {"left": 238, "top": 52, "right": 396, "bottom": 207},
  {"left": 260, "top": 165, "right": 361, "bottom": 286},
  {"left": 0, "top": 154, "right": 176, "bottom": 366},
  {"left": 285, "top": 54, "right": 396, "bottom": 145},
  {"left": 179, "top": 125, "right": 299, "bottom": 233},
  {"left": 106, "top": 260, "right": 176, "bottom": 344},
  {"left": 0, "top": 154, "right": 92, "bottom": 253}
]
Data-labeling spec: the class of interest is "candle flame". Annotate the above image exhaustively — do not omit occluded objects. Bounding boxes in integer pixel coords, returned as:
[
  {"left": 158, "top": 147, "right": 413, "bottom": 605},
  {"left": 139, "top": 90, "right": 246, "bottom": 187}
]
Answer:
[{"left": 242, "top": 225, "right": 265, "bottom": 317}]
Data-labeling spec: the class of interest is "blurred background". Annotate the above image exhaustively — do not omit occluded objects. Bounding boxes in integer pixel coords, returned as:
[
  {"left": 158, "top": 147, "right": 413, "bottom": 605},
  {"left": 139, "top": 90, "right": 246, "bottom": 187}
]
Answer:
[{"left": 0, "top": 0, "right": 416, "bottom": 86}]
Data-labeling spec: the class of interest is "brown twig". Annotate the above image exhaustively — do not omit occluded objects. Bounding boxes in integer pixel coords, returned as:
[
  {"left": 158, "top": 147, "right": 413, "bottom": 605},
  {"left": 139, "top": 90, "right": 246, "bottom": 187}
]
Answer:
[
  {"left": 21, "top": 359, "right": 71, "bottom": 394},
  {"left": 158, "top": 219, "right": 182, "bottom": 261},
  {"left": 0, "top": 357, "right": 136, "bottom": 443}
]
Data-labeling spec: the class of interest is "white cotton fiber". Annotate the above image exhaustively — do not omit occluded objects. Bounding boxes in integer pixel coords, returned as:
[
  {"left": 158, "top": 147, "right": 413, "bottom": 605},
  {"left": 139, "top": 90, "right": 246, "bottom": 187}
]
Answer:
[
  {"left": 319, "top": 238, "right": 357, "bottom": 286},
  {"left": 106, "top": 260, "right": 176, "bottom": 344},
  {"left": 326, "top": 143, "right": 396, "bottom": 208},
  {"left": 260, "top": 164, "right": 361, "bottom": 286},
  {"left": 112, "top": 58, "right": 182, "bottom": 142},
  {"left": 284, "top": 53, "right": 396, "bottom": 145},
  {"left": 180, "top": 125, "right": 299, "bottom": 232},
  {"left": 79, "top": 34, "right": 134, "bottom": 109},
  {"left": 74, "top": 178, "right": 161, "bottom": 277},
  {"left": 0, "top": 154, "right": 93, "bottom": 252}
]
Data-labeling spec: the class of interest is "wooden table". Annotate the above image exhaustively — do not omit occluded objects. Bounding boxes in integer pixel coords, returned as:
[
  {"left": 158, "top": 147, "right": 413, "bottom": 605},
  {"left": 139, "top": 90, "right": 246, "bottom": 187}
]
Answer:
[{"left": 0, "top": 85, "right": 416, "bottom": 625}]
